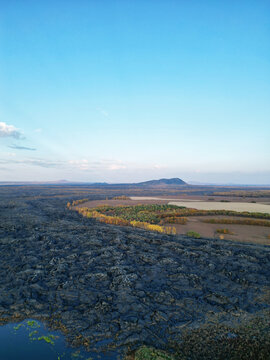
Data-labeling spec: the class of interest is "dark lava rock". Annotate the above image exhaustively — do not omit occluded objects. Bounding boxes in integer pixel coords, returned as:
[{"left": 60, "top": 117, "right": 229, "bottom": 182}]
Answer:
[{"left": 0, "top": 190, "right": 269, "bottom": 355}]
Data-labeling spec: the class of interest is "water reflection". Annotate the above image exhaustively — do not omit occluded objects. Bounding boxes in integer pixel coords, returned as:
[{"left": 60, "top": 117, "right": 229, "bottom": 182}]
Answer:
[{"left": 0, "top": 319, "right": 118, "bottom": 360}]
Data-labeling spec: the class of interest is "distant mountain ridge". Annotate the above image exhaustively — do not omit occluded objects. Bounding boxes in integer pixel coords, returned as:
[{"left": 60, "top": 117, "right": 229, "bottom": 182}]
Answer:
[
  {"left": 136, "top": 178, "right": 186, "bottom": 186},
  {"left": 0, "top": 178, "right": 187, "bottom": 186}
]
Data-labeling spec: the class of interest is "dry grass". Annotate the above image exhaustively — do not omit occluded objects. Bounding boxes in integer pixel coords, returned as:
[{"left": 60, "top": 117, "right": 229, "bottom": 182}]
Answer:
[
  {"left": 161, "top": 216, "right": 188, "bottom": 225},
  {"left": 213, "top": 190, "right": 270, "bottom": 198},
  {"left": 113, "top": 195, "right": 131, "bottom": 200},
  {"left": 203, "top": 218, "right": 270, "bottom": 227},
  {"left": 215, "top": 228, "right": 234, "bottom": 235}
]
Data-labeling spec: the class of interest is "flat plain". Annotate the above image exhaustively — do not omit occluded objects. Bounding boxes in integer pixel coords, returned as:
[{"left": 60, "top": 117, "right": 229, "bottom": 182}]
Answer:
[{"left": 76, "top": 192, "right": 270, "bottom": 245}]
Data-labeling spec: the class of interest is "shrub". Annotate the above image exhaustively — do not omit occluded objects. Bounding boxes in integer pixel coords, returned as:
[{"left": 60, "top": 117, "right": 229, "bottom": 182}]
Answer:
[
  {"left": 159, "top": 208, "right": 270, "bottom": 220},
  {"left": 134, "top": 346, "right": 175, "bottom": 360},
  {"left": 213, "top": 190, "right": 270, "bottom": 197},
  {"left": 72, "top": 198, "right": 89, "bottom": 206},
  {"left": 112, "top": 195, "right": 130, "bottom": 200},
  {"left": 203, "top": 218, "right": 270, "bottom": 227},
  {"left": 186, "top": 231, "right": 201, "bottom": 239},
  {"left": 162, "top": 216, "right": 187, "bottom": 225},
  {"left": 215, "top": 228, "right": 234, "bottom": 235},
  {"left": 130, "top": 220, "right": 176, "bottom": 234}
]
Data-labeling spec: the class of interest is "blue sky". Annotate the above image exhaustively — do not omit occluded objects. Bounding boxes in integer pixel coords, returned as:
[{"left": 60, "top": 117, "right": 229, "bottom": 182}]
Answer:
[{"left": 0, "top": 0, "right": 269, "bottom": 184}]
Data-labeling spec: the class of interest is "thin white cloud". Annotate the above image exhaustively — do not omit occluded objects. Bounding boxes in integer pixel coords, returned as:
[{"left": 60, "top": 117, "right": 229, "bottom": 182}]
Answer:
[
  {"left": 9, "top": 145, "right": 36, "bottom": 151},
  {"left": 0, "top": 122, "right": 22, "bottom": 139},
  {"left": 0, "top": 158, "right": 64, "bottom": 168},
  {"left": 1, "top": 157, "right": 125, "bottom": 171},
  {"left": 0, "top": 156, "right": 166, "bottom": 176}
]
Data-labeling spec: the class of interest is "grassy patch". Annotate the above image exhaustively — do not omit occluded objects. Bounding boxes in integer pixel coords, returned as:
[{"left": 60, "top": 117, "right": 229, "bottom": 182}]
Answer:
[
  {"left": 29, "top": 330, "right": 38, "bottom": 338},
  {"left": 186, "top": 231, "right": 201, "bottom": 239},
  {"left": 13, "top": 323, "right": 23, "bottom": 331},
  {"left": 27, "top": 320, "right": 40, "bottom": 328},
  {"left": 37, "top": 334, "right": 56, "bottom": 345},
  {"left": 134, "top": 346, "right": 175, "bottom": 360}
]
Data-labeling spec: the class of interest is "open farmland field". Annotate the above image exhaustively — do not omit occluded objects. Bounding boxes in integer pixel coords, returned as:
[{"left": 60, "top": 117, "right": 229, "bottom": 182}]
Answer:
[
  {"left": 74, "top": 195, "right": 270, "bottom": 245},
  {"left": 129, "top": 192, "right": 270, "bottom": 204},
  {"left": 174, "top": 217, "right": 270, "bottom": 245},
  {"left": 168, "top": 200, "right": 270, "bottom": 213}
]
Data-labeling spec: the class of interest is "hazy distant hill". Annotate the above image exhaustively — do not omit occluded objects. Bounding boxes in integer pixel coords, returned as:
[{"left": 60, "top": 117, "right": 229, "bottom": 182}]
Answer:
[
  {"left": 0, "top": 178, "right": 187, "bottom": 187},
  {"left": 136, "top": 178, "right": 186, "bottom": 186}
]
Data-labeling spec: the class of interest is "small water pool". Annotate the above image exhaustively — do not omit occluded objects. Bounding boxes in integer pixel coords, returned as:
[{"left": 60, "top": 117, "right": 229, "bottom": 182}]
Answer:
[{"left": 0, "top": 319, "right": 118, "bottom": 360}]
